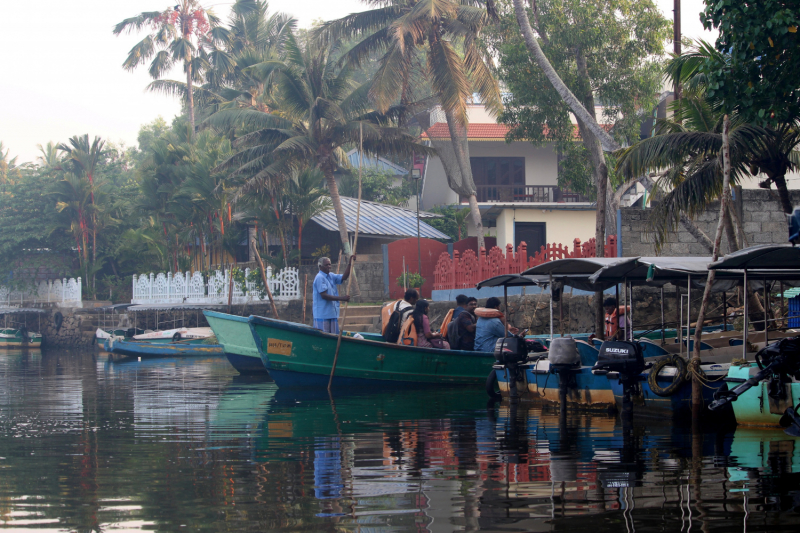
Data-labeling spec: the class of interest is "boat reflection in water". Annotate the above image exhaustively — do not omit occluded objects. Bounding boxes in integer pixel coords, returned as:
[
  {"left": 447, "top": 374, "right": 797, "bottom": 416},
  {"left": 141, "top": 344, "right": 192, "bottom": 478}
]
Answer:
[{"left": 249, "top": 387, "right": 800, "bottom": 532}]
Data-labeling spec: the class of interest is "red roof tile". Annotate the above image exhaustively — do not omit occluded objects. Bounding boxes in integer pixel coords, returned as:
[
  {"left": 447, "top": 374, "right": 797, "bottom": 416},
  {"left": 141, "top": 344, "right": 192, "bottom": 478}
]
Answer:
[{"left": 421, "top": 122, "right": 611, "bottom": 141}]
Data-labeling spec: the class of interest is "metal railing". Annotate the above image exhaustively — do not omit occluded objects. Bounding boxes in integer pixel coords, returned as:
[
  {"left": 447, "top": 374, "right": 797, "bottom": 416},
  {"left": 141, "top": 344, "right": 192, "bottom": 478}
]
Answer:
[{"left": 466, "top": 185, "right": 591, "bottom": 203}]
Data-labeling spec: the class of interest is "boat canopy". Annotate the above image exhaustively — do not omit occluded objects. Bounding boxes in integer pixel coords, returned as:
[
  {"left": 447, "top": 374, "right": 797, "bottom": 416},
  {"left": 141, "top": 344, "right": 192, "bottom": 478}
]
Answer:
[
  {"left": 475, "top": 274, "right": 545, "bottom": 289},
  {"left": 0, "top": 307, "right": 47, "bottom": 315},
  {"left": 521, "top": 257, "right": 630, "bottom": 276},
  {"left": 709, "top": 244, "right": 800, "bottom": 270}
]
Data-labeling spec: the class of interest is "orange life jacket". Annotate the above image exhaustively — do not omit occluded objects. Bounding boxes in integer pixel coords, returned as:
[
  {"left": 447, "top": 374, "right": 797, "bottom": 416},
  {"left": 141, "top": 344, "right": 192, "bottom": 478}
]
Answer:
[
  {"left": 439, "top": 308, "right": 455, "bottom": 336},
  {"left": 474, "top": 307, "right": 504, "bottom": 319},
  {"left": 398, "top": 317, "right": 418, "bottom": 346},
  {"left": 381, "top": 299, "right": 403, "bottom": 335},
  {"left": 605, "top": 306, "right": 629, "bottom": 338}
]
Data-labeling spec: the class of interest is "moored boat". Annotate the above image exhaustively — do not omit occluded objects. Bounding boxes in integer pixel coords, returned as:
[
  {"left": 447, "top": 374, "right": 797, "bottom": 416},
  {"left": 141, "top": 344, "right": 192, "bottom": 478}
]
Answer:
[
  {"left": 248, "top": 314, "right": 496, "bottom": 388},
  {"left": 103, "top": 336, "right": 223, "bottom": 358},
  {"left": 0, "top": 328, "right": 42, "bottom": 348},
  {"left": 204, "top": 311, "right": 268, "bottom": 375},
  {"left": 132, "top": 327, "right": 213, "bottom": 343}
]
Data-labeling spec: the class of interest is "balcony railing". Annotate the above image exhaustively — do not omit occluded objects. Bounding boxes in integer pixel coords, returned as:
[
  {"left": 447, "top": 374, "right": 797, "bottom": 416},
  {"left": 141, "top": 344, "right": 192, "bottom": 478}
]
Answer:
[{"left": 464, "top": 185, "right": 592, "bottom": 203}]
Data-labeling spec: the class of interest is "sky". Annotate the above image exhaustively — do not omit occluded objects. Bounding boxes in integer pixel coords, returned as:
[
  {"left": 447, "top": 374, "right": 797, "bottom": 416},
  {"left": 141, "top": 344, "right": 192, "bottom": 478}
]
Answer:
[{"left": 0, "top": 0, "right": 717, "bottom": 163}]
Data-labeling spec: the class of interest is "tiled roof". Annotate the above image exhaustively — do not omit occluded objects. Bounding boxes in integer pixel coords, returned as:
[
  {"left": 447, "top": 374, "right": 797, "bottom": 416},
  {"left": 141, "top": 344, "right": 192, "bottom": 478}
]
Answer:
[
  {"left": 310, "top": 197, "right": 450, "bottom": 240},
  {"left": 421, "top": 122, "right": 611, "bottom": 141}
]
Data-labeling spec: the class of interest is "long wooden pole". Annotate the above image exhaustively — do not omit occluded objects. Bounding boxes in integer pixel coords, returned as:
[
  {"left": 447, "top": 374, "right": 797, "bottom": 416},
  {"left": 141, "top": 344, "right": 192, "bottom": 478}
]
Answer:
[
  {"left": 328, "top": 122, "right": 364, "bottom": 391},
  {"left": 691, "top": 115, "right": 732, "bottom": 416},
  {"left": 252, "top": 233, "right": 279, "bottom": 319},
  {"left": 303, "top": 274, "right": 308, "bottom": 324}
]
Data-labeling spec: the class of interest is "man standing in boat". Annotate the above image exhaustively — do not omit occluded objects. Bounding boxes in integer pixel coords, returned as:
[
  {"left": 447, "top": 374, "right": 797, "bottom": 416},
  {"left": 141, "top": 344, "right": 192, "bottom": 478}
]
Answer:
[{"left": 313, "top": 255, "right": 355, "bottom": 334}]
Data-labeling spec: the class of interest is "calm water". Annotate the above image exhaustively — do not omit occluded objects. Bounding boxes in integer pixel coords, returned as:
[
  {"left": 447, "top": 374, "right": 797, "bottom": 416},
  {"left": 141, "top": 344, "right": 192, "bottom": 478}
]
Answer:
[{"left": 1, "top": 350, "right": 799, "bottom": 532}]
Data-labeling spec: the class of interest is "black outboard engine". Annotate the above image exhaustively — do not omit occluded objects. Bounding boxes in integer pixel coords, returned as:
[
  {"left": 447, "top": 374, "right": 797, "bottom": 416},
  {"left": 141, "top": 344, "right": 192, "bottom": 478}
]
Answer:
[
  {"left": 711, "top": 337, "right": 800, "bottom": 411},
  {"left": 593, "top": 340, "right": 646, "bottom": 416},
  {"left": 494, "top": 336, "right": 528, "bottom": 399}
]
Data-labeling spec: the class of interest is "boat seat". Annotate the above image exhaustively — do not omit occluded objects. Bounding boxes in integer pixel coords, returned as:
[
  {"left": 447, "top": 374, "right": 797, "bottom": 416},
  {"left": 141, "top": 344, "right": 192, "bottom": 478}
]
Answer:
[{"left": 575, "top": 340, "right": 599, "bottom": 367}]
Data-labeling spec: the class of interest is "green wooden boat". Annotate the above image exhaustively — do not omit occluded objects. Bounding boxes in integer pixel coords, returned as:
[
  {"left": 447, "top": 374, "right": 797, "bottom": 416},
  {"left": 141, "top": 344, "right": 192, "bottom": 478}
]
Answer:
[
  {"left": 204, "top": 311, "right": 268, "bottom": 375},
  {"left": 248, "top": 315, "right": 496, "bottom": 388},
  {"left": 0, "top": 328, "right": 42, "bottom": 348}
]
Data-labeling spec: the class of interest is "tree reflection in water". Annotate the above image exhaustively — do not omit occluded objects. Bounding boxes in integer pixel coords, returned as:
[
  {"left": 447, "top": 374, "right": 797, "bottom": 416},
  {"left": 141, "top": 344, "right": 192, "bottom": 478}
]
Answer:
[{"left": 0, "top": 349, "right": 798, "bottom": 531}]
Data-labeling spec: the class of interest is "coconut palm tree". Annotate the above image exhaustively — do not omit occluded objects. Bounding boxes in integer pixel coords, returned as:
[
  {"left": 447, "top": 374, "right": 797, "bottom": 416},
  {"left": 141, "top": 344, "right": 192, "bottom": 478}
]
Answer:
[
  {"left": 51, "top": 173, "right": 94, "bottom": 285},
  {"left": 206, "top": 34, "right": 431, "bottom": 266},
  {"left": 287, "top": 168, "right": 332, "bottom": 267},
  {"left": 113, "top": 0, "right": 222, "bottom": 140},
  {"left": 36, "top": 142, "right": 62, "bottom": 170},
  {"left": 317, "top": 0, "right": 502, "bottom": 250},
  {"left": 0, "top": 142, "right": 21, "bottom": 191}
]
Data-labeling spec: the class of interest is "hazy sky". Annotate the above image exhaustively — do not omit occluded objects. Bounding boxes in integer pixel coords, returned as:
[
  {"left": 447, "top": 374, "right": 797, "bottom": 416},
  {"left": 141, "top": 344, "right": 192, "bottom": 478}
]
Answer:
[{"left": 0, "top": 0, "right": 716, "bottom": 163}]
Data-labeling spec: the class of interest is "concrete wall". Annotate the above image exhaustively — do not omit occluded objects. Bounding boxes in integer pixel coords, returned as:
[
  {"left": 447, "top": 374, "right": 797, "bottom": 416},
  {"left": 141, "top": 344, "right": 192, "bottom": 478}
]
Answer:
[
  {"left": 495, "top": 207, "right": 597, "bottom": 249},
  {"left": 620, "top": 189, "right": 800, "bottom": 257},
  {"left": 298, "top": 260, "right": 386, "bottom": 304},
  {"left": 41, "top": 308, "right": 96, "bottom": 349}
]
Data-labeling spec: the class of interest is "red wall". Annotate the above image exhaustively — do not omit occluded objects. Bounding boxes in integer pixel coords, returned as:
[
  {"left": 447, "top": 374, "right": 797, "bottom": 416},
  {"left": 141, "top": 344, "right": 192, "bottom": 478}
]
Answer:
[
  {"left": 387, "top": 237, "right": 448, "bottom": 299},
  {"left": 453, "top": 236, "right": 497, "bottom": 256}
]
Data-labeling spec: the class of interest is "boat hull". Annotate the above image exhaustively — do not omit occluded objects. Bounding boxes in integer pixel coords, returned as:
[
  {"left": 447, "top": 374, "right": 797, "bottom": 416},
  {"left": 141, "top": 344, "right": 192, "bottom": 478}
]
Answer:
[
  {"left": 727, "top": 364, "right": 800, "bottom": 427},
  {"left": 0, "top": 329, "right": 42, "bottom": 348},
  {"left": 248, "top": 315, "right": 496, "bottom": 387},
  {"left": 606, "top": 363, "right": 731, "bottom": 419},
  {"left": 204, "top": 311, "right": 268, "bottom": 375},
  {"left": 495, "top": 362, "right": 617, "bottom": 411},
  {"left": 104, "top": 338, "right": 223, "bottom": 358}
]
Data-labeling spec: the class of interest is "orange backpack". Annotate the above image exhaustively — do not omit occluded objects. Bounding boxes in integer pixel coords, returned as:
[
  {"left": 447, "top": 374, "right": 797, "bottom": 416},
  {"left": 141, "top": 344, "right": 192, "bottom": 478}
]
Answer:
[
  {"left": 398, "top": 317, "right": 418, "bottom": 346},
  {"left": 439, "top": 309, "right": 455, "bottom": 336}
]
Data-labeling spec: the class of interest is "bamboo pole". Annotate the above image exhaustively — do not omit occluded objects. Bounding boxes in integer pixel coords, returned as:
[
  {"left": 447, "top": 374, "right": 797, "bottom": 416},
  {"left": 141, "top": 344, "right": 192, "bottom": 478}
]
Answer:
[
  {"left": 303, "top": 274, "right": 308, "bottom": 324},
  {"left": 328, "top": 122, "right": 364, "bottom": 391},
  {"left": 251, "top": 234, "right": 279, "bottom": 319},
  {"left": 691, "top": 115, "right": 732, "bottom": 417}
]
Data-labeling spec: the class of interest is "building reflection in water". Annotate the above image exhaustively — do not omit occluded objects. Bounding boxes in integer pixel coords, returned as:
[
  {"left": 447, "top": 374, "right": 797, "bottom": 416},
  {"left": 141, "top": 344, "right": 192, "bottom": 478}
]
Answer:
[{"left": 0, "top": 351, "right": 799, "bottom": 531}]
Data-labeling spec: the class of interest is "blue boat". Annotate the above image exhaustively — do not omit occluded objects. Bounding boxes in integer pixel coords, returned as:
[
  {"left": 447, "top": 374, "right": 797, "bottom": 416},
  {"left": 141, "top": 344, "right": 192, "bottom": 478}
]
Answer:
[{"left": 104, "top": 337, "right": 224, "bottom": 358}]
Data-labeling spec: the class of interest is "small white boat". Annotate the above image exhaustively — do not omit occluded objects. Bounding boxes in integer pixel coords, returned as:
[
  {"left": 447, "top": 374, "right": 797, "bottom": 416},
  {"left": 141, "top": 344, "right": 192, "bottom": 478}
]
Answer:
[{"left": 132, "top": 327, "right": 214, "bottom": 343}]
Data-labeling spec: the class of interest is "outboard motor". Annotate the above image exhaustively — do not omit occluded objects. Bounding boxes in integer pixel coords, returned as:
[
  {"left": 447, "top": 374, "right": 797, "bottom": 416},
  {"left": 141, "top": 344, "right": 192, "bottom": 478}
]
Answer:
[
  {"left": 494, "top": 336, "right": 528, "bottom": 399},
  {"left": 711, "top": 337, "right": 800, "bottom": 411},
  {"left": 593, "top": 340, "right": 646, "bottom": 416},
  {"left": 549, "top": 336, "right": 581, "bottom": 419}
]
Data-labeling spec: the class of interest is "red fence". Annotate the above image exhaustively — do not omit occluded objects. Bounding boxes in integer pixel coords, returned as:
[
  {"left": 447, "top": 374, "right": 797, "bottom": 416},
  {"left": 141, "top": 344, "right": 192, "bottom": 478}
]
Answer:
[
  {"left": 387, "top": 237, "right": 448, "bottom": 299},
  {"left": 433, "top": 236, "right": 617, "bottom": 291}
]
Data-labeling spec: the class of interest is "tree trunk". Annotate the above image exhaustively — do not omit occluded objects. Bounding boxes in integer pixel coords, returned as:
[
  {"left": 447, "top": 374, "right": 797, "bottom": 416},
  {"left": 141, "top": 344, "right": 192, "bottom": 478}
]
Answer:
[
  {"left": 322, "top": 166, "right": 360, "bottom": 295},
  {"left": 692, "top": 116, "right": 732, "bottom": 415},
  {"left": 769, "top": 172, "right": 794, "bottom": 214},
  {"left": 443, "top": 108, "right": 484, "bottom": 250},
  {"left": 723, "top": 203, "right": 739, "bottom": 253},
  {"left": 186, "top": 60, "right": 195, "bottom": 142},
  {"left": 251, "top": 236, "right": 279, "bottom": 319},
  {"left": 512, "top": 0, "right": 619, "bottom": 152},
  {"left": 680, "top": 214, "right": 714, "bottom": 253}
]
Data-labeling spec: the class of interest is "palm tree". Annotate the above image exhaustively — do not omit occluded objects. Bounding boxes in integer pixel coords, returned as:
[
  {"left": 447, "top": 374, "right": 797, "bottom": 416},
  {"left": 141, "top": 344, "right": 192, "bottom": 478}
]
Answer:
[
  {"left": 317, "top": 0, "right": 502, "bottom": 250},
  {"left": 113, "top": 1, "right": 222, "bottom": 140},
  {"left": 36, "top": 142, "right": 62, "bottom": 170},
  {"left": 287, "top": 168, "right": 332, "bottom": 267},
  {"left": 51, "top": 173, "right": 93, "bottom": 285},
  {"left": 59, "top": 135, "right": 106, "bottom": 292},
  {"left": 0, "top": 142, "right": 20, "bottom": 191},
  {"left": 206, "top": 34, "right": 431, "bottom": 266}
]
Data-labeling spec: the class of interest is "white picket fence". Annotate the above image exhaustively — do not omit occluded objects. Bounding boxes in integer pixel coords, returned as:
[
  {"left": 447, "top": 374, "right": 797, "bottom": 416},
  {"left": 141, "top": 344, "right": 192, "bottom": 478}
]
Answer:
[
  {"left": 131, "top": 267, "right": 300, "bottom": 305},
  {"left": 0, "top": 277, "right": 83, "bottom": 307}
]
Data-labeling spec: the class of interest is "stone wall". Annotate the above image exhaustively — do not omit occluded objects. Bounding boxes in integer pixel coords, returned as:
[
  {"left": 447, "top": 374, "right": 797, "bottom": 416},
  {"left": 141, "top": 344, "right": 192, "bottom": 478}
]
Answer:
[
  {"left": 298, "top": 260, "right": 386, "bottom": 304},
  {"left": 620, "top": 189, "right": 800, "bottom": 257},
  {"left": 41, "top": 308, "right": 96, "bottom": 349}
]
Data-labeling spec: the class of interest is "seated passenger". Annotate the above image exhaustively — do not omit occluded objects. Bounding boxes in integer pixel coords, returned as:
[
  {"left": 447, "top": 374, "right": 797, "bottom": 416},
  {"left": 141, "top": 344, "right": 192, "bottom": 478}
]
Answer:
[
  {"left": 413, "top": 300, "right": 450, "bottom": 349},
  {"left": 450, "top": 296, "right": 478, "bottom": 351},
  {"left": 474, "top": 297, "right": 519, "bottom": 352},
  {"left": 438, "top": 294, "right": 468, "bottom": 337},
  {"left": 603, "top": 297, "right": 631, "bottom": 341},
  {"left": 451, "top": 294, "right": 468, "bottom": 320},
  {"left": 381, "top": 289, "right": 419, "bottom": 342}
]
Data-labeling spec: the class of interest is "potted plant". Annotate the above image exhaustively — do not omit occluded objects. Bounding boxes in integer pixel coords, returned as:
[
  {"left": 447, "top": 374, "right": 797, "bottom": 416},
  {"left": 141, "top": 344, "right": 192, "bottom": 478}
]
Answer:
[{"left": 397, "top": 272, "right": 425, "bottom": 293}]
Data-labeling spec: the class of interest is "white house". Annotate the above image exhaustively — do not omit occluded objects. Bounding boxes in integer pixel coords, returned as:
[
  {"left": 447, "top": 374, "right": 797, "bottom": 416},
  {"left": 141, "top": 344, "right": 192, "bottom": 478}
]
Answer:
[{"left": 419, "top": 104, "right": 598, "bottom": 252}]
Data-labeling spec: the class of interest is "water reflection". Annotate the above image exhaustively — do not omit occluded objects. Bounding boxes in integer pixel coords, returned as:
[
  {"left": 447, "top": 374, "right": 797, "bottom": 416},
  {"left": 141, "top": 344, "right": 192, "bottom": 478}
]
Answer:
[{"left": 0, "top": 349, "right": 799, "bottom": 531}]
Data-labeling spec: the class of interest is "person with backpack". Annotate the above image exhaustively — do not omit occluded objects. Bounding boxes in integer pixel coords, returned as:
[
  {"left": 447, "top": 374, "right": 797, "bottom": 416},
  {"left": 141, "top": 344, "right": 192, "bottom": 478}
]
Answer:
[
  {"left": 448, "top": 296, "right": 478, "bottom": 350},
  {"left": 381, "top": 289, "right": 419, "bottom": 343}
]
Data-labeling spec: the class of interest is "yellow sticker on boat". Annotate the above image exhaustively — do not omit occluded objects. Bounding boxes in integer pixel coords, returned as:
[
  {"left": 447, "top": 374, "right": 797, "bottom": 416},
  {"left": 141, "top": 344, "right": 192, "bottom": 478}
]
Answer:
[{"left": 267, "top": 339, "right": 292, "bottom": 356}]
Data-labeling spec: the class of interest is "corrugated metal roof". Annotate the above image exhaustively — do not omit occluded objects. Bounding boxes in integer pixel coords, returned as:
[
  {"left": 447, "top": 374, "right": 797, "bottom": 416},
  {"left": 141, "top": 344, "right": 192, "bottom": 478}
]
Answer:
[
  {"left": 310, "top": 197, "right": 450, "bottom": 240},
  {"left": 345, "top": 150, "right": 409, "bottom": 175}
]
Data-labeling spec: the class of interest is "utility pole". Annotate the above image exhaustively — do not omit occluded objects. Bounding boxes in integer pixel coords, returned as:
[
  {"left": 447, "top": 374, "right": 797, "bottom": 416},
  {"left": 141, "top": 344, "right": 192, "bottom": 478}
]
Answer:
[{"left": 674, "top": 0, "right": 682, "bottom": 101}]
